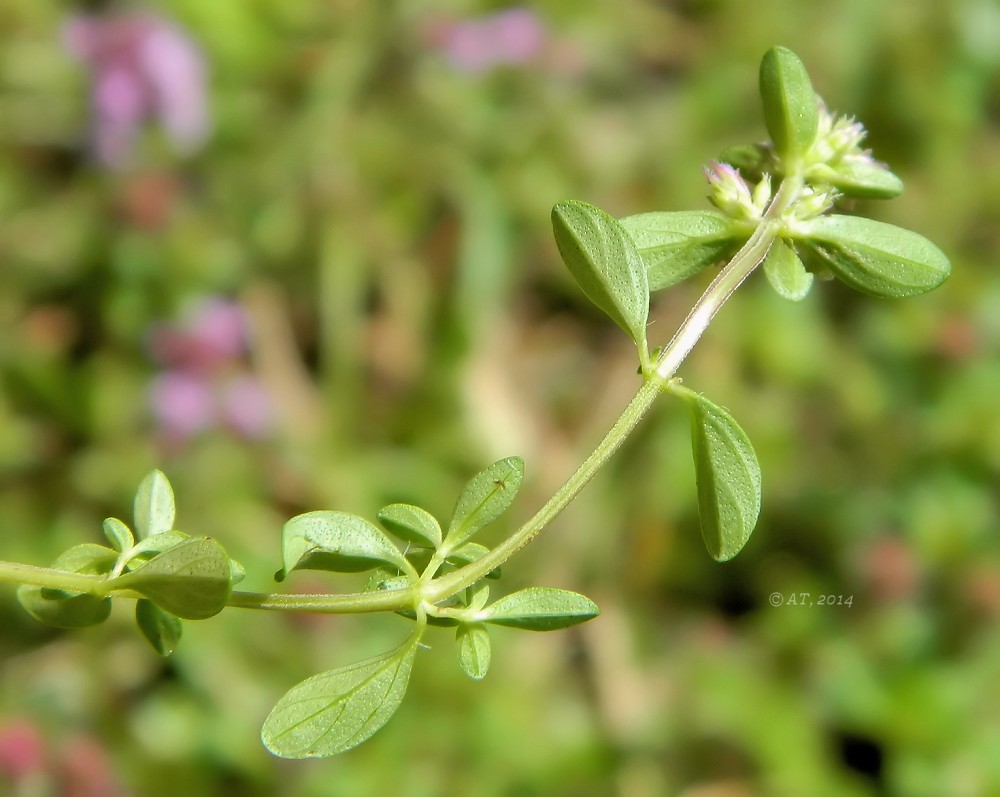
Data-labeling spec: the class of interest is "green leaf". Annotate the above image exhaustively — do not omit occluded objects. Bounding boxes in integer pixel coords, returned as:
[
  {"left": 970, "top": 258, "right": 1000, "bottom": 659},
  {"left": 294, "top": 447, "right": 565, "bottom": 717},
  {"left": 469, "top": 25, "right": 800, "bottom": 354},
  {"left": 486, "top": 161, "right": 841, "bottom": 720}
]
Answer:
[
  {"left": 678, "top": 388, "right": 761, "bottom": 562},
  {"left": 261, "top": 640, "right": 418, "bottom": 759},
  {"left": 115, "top": 537, "right": 232, "bottom": 620},
  {"left": 619, "top": 211, "right": 741, "bottom": 291},
  {"left": 793, "top": 215, "right": 950, "bottom": 297},
  {"left": 135, "top": 599, "right": 182, "bottom": 656},
  {"left": 481, "top": 587, "right": 599, "bottom": 631},
  {"left": 456, "top": 624, "right": 491, "bottom": 680},
  {"left": 122, "top": 529, "right": 191, "bottom": 568},
  {"left": 103, "top": 517, "right": 134, "bottom": 553},
  {"left": 763, "top": 238, "right": 813, "bottom": 300},
  {"left": 822, "top": 160, "right": 904, "bottom": 199},
  {"left": 759, "top": 46, "right": 819, "bottom": 161},
  {"left": 377, "top": 503, "right": 442, "bottom": 549},
  {"left": 551, "top": 200, "right": 650, "bottom": 352},
  {"left": 133, "top": 470, "right": 175, "bottom": 539},
  {"left": 465, "top": 579, "right": 490, "bottom": 612},
  {"left": 719, "top": 143, "right": 771, "bottom": 174},
  {"left": 445, "top": 542, "right": 502, "bottom": 579},
  {"left": 277, "top": 511, "right": 409, "bottom": 581},
  {"left": 18, "top": 588, "right": 112, "bottom": 629},
  {"left": 445, "top": 457, "right": 524, "bottom": 549},
  {"left": 17, "top": 544, "right": 116, "bottom": 628}
]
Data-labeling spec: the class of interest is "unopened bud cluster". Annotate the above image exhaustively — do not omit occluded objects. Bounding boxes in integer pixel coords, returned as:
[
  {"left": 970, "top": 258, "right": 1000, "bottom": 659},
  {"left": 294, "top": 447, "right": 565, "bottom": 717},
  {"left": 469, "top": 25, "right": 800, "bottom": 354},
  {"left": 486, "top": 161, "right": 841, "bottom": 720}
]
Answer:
[
  {"left": 801, "top": 102, "right": 888, "bottom": 186},
  {"left": 704, "top": 162, "right": 772, "bottom": 222}
]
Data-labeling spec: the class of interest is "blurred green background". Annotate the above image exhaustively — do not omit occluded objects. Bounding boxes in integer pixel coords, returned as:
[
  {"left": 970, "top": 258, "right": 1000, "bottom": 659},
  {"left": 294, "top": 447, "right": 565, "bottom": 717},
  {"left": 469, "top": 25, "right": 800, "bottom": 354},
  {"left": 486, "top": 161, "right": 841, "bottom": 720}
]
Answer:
[{"left": 1, "top": 1, "right": 998, "bottom": 795}]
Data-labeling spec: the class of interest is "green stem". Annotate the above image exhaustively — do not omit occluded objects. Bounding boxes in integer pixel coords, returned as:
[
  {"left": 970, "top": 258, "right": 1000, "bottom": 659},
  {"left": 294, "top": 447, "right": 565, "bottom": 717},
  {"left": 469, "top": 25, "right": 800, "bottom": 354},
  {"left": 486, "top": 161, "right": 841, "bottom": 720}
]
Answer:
[
  {"left": 226, "top": 586, "right": 416, "bottom": 614},
  {"left": 0, "top": 180, "right": 804, "bottom": 619},
  {"left": 0, "top": 555, "right": 417, "bottom": 615},
  {"left": 426, "top": 177, "right": 802, "bottom": 602},
  {"left": 0, "top": 560, "right": 107, "bottom": 594},
  {"left": 425, "top": 381, "right": 660, "bottom": 602}
]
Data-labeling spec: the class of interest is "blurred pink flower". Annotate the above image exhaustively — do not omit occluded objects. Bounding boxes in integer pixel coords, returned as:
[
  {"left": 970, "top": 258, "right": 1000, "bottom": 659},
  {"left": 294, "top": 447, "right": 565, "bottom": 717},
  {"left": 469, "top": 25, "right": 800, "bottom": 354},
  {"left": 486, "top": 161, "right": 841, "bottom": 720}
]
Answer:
[
  {"left": 146, "top": 298, "right": 273, "bottom": 444},
  {"left": 0, "top": 718, "right": 45, "bottom": 781},
  {"left": 148, "top": 298, "right": 247, "bottom": 372},
  {"left": 148, "top": 370, "right": 216, "bottom": 440},
  {"left": 57, "top": 734, "right": 124, "bottom": 797},
  {"left": 431, "top": 8, "right": 547, "bottom": 74},
  {"left": 63, "top": 11, "right": 209, "bottom": 166},
  {"left": 0, "top": 721, "right": 128, "bottom": 796}
]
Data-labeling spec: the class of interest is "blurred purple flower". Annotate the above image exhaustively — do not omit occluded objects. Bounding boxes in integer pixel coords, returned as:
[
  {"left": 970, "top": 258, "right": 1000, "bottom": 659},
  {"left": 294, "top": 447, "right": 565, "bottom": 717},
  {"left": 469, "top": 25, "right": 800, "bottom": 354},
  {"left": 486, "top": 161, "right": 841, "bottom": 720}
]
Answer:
[
  {"left": 148, "top": 370, "right": 216, "bottom": 441},
  {"left": 432, "top": 8, "right": 546, "bottom": 74},
  {"left": 0, "top": 718, "right": 45, "bottom": 781},
  {"left": 146, "top": 298, "right": 273, "bottom": 444},
  {"left": 63, "top": 11, "right": 209, "bottom": 166},
  {"left": 0, "top": 721, "right": 127, "bottom": 797},
  {"left": 148, "top": 298, "right": 247, "bottom": 372}
]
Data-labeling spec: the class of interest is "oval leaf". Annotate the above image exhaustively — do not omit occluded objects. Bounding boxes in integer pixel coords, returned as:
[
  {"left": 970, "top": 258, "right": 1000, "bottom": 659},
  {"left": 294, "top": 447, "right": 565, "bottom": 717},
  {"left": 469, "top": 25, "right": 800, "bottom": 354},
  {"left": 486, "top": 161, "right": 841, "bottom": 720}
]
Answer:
[
  {"left": 619, "top": 211, "right": 741, "bottom": 291},
  {"left": 261, "top": 641, "right": 418, "bottom": 759},
  {"left": 680, "top": 389, "right": 761, "bottom": 561},
  {"left": 481, "top": 587, "right": 599, "bottom": 631},
  {"left": 719, "top": 143, "right": 771, "bottom": 174},
  {"left": 824, "top": 160, "right": 903, "bottom": 199},
  {"left": 136, "top": 599, "right": 182, "bottom": 656},
  {"left": 16, "top": 543, "right": 116, "bottom": 628},
  {"left": 759, "top": 46, "right": 819, "bottom": 161},
  {"left": 377, "top": 503, "right": 442, "bottom": 549},
  {"left": 116, "top": 537, "right": 232, "bottom": 620},
  {"left": 445, "top": 542, "right": 502, "bottom": 580},
  {"left": 278, "top": 511, "right": 408, "bottom": 580},
  {"left": 794, "top": 215, "right": 950, "bottom": 297},
  {"left": 551, "top": 200, "right": 650, "bottom": 351},
  {"left": 122, "top": 529, "right": 191, "bottom": 570},
  {"left": 18, "top": 587, "right": 112, "bottom": 629},
  {"left": 763, "top": 238, "right": 813, "bottom": 300},
  {"left": 456, "top": 624, "right": 491, "bottom": 680},
  {"left": 103, "top": 517, "right": 134, "bottom": 553},
  {"left": 445, "top": 457, "right": 524, "bottom": 549},
  {"left": 133, "top": 470, "right": 175, "bottom": 539}
]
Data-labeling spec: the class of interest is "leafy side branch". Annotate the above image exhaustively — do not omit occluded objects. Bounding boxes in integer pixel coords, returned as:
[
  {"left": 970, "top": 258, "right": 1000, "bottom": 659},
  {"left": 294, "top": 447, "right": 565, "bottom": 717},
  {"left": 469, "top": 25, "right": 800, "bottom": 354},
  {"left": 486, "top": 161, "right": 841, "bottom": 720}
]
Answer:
[{"left": 1, "top": 47, "right": 949, "bottom": 759}]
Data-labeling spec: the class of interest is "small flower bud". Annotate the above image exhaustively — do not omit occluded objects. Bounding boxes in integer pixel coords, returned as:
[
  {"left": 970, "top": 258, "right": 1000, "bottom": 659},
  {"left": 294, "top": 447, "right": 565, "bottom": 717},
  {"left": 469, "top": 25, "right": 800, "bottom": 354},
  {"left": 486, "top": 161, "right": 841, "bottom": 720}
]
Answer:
[
  {"left": 802, "top": 101, "right": 902, "bottom": 199},
  {"left": 704, "top": 162, "right": 770, "bottom": 221}
]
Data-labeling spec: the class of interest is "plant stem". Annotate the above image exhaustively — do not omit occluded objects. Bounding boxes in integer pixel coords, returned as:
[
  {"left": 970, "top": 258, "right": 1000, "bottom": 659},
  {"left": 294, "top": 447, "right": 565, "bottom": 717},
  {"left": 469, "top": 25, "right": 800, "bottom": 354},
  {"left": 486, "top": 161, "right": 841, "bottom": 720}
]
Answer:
[
  {"left": 0, "top": 554, "right": 417, "bottom": 614},
  {"left": 0, "top": 180, "right": 803, "bottom": 618},
  {"left": 426, "top": 177, "right": 802, "bottom": 602},
  {"left": 0, "top": 560, "right": 107, "bottom": 594},
  {"left": 226, "top": 586, "right": 415, "bottom": 614}
]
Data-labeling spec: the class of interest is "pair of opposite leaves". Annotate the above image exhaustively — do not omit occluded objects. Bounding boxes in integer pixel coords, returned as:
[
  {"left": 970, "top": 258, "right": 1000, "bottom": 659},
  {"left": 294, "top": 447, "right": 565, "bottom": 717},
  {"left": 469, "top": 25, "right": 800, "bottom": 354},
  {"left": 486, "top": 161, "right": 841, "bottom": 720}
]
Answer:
[{"left": 550, "top": 190, "right": 948, "bottom": 561}]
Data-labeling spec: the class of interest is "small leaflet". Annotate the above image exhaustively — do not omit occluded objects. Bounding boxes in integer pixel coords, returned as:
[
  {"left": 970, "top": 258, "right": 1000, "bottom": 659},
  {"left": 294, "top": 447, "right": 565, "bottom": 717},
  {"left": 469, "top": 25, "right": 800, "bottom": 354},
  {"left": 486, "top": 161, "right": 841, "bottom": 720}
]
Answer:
[
  {"left": 793, "top": 215, "right": 950, "bottom": 298},
  {"left": 551, "top": 200, "right": 650, "bottom": 358},
  {"left": 763, "top": 238, "right": 813, "bottom": 301},
  {"left": 116, "top": 537, "right": 232, "bottom": 620},
  {"left": 445, "top": 457, "right": 524, "bottom": 549},
  {"left": 456, "top": 624, "right": 491, "bottom": 680},
  {"left": 133, "top": 470, "right": 176, "bottom": 539},
  {"left": 278, "top": 511, "right": 410, "bottom": 580},
  {"left": 480, "top": 587, "right": 599, "bottom": 631},
  {"left": 679, "top": 388, "right": 762, "bottom": 562},
  {"left": 261, "top": 639, "right": 419, "bottom": 758}
]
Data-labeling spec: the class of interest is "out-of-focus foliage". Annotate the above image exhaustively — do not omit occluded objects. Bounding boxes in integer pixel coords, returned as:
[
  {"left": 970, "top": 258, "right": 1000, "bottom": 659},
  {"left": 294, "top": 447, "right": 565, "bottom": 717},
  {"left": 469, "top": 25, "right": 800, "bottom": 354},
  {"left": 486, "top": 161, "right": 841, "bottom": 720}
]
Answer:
[{"left": 0, "top": 1, "right": 997, "bottom": 795}]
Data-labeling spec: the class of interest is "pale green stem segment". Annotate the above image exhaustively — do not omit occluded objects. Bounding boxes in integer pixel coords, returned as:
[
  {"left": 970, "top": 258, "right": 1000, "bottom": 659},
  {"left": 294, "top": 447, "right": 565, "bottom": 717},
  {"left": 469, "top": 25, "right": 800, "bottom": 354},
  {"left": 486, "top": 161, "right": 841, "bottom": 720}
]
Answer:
[
  {"left": 226, "top": 587, "right": 416, "bottom": 614},
  {"left": 425, "top": 176, "right": 802, "bottom": 602},
  {"left": 0, "top": 561, "right": 108, "bottom": 594},
  {"left": 0, "top": 179, "right": 802, "bottom": 616},
  {"left": 0, "top": 558, "right": 417, "bottom": 615},
  {"left": 654, "top": 178, "right": 801, "bottom": 380}
]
